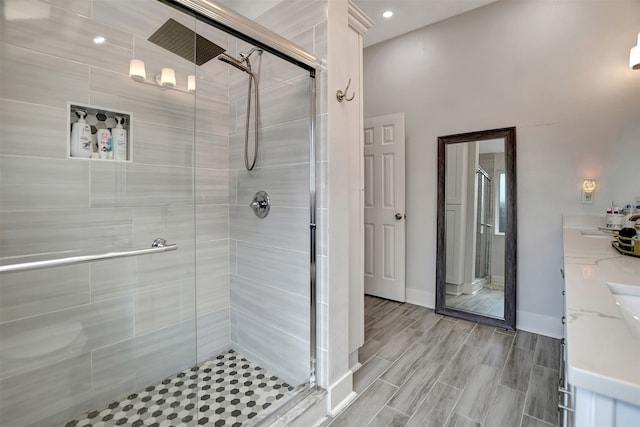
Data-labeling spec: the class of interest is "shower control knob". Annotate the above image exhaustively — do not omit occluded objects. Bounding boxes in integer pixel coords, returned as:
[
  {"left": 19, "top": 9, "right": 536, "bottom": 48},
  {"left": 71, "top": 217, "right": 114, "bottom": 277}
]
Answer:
[
  {"left": 249, "top": 190, "right": 271, "bottom": 219},
  {"left": 395, "top": 212, "right": 405, "bottom": 220}
]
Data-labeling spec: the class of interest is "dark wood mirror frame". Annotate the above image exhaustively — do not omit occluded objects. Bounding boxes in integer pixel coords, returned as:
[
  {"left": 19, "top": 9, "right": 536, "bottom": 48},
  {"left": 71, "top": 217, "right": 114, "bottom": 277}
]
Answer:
[{"left": 435, "top": 127, "right": 517, "bottom": 330}]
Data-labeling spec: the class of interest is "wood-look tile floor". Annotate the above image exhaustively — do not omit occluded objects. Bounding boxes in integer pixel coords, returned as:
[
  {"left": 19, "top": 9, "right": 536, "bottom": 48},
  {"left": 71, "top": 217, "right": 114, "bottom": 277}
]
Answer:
[
  {"left": 323, "top": 296, "right": 560, "bottom": 427},
  {"left": 446, "top": 287, "right": 505, "bottom": 319}
]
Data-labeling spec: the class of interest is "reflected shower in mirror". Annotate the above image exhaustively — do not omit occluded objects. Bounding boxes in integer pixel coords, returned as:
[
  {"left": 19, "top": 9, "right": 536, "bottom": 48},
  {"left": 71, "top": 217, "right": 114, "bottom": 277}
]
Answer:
[{"left": 436, "top": 127, "right": 517, "bottom": 330}]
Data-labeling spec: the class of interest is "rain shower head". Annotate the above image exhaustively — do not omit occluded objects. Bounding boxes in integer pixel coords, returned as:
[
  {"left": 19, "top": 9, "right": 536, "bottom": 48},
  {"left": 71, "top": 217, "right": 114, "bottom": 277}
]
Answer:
[{"left": 148, "top": 18, "right": 226, "bottom": 66}]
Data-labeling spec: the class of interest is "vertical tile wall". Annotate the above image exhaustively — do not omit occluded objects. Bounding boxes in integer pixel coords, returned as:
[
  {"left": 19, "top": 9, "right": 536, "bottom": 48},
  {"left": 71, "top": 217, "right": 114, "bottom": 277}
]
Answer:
[
  {"left": 0, "top": 0, "right": 230, "bottom": 425},
  {"left": 229, "top": 0, "right": 329, "bottom": 388},
  {"left": 227, "top": 48, "right": 311, "bottom": 386}
]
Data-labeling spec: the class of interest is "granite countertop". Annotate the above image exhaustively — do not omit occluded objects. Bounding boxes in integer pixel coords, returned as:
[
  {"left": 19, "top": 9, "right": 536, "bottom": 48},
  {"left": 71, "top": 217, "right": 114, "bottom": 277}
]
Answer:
[{"left": 562, "top": 215, "right": 640, "bottom": 407}]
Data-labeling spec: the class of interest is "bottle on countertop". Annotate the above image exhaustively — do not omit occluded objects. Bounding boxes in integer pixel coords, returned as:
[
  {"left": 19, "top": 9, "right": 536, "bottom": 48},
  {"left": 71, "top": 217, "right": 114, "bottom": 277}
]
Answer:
[
  {"left": 622, "top": 200, "right": 640, "bottom": 228},
  {"left": 70, "top": 110, "right": 92, "bottom": 158}
]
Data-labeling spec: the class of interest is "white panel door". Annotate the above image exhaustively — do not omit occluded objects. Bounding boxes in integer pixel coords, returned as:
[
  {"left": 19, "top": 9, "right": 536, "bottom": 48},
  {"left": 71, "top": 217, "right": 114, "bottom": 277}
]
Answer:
[{"left": 363, "top": 113, "right": 406, "bottom": 302}]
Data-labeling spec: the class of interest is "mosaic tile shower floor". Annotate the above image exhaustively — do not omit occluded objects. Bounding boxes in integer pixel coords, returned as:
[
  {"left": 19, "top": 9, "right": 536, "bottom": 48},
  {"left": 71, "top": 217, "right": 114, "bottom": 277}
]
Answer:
[{"left": 60, "top": 350, "right": 295, "bottom": 427}]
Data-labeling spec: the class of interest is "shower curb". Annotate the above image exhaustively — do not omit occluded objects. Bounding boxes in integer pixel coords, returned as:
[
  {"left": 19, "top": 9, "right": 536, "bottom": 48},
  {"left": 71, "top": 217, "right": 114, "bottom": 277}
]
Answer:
[{"left": 261, "top": 386, "right": 327, "bottom": 427}]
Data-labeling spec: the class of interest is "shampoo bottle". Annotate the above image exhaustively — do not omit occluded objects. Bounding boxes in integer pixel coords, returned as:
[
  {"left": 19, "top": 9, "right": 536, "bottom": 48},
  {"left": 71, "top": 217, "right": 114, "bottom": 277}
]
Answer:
[
  {"left": 111, "top": 116, "right": 127, "bottom": 161},
  {"left": 70, "top": 110, "right": 92, "bottom": 158},
  {"left": 96, "top": 128, "right": 112, "bottom": 159}
]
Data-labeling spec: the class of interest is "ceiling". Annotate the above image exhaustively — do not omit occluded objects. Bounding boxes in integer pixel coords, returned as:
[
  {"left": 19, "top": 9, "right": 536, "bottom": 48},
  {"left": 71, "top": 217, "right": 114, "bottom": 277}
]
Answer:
[
  {"left": 223, "top": 0, "right": 499, "bottom": 48},
  {"left": 352, "top": 0, "right": 498, "bottom": 47}
]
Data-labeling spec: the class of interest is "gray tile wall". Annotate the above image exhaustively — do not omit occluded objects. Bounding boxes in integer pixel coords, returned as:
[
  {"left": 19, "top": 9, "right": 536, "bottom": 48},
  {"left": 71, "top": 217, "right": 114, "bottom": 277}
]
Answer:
[
  {"left": 226, "top": 0, "right": 328, "bottom": 388},
  {"left": 0, "top": 0, "right": 229, "bottom": 425},
  {"left": 228, "top": 67, "right": 313, "bottom": 386},
  {"left": 1, "top": 0, "right": 322, "bottom": 424}
]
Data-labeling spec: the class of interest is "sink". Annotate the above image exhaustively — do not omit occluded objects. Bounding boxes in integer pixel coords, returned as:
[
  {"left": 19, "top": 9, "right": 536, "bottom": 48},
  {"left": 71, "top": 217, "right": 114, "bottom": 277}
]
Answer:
[
  {"left": 580, "top": 230, "right": 614, "bottom": 239},
  {"left": 608, "top": 282, "right": 640, "bottom": 340}
]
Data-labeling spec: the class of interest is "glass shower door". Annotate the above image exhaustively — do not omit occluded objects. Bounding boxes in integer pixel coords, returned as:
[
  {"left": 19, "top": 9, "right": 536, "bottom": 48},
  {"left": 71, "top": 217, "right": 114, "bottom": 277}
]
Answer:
[
  {"left": 1, "top": 0, "right": 317, "bottom": 424},
  {"left": 0, "top": 1, "right": 200, "bottom": 425},
  {"left": 475, "top": 169, "right": 492, "bottom": 280}
]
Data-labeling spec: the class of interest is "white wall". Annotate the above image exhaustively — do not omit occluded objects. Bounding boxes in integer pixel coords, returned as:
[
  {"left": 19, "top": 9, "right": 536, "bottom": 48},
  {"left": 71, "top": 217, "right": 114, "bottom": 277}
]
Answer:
[{"left": 363, "top": 0, "right": 640, "bottom": 337}]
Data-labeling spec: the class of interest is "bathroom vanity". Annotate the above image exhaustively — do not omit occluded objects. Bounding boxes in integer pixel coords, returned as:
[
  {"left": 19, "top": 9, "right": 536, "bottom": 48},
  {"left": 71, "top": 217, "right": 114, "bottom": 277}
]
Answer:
[{"left": 561, "top": 215, "right": 640, "bottom": 427}]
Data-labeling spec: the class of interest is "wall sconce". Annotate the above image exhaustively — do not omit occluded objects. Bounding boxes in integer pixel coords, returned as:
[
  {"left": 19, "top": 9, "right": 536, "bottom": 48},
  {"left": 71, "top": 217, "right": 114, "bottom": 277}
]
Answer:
[
  {"left": 158, "top": 68, "right": 176, "bottom": 87},
  {"left": 582, "top": 178, "right": 597, "bottom": 204},
  {"left": 128, "top": 59, "right": 195, "bottom": 93},
  {"left": 630, "top": 32, "right": 640, "bottom": 69},
  {"left": 129, "top": 59, "right": 146, "bottom": 82}
]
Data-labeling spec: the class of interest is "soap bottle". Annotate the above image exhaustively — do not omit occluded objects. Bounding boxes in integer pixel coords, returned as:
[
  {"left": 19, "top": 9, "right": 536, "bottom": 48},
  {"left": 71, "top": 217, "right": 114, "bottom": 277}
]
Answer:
[
  {"left": 111, "top": 116, "right": 127, "bottom": 161},
  {"left": 70, "top": 110, "right": 92, "bottom": 158},
  {"left": 96, "top": 128, "right": 112, "bottom": 159}
]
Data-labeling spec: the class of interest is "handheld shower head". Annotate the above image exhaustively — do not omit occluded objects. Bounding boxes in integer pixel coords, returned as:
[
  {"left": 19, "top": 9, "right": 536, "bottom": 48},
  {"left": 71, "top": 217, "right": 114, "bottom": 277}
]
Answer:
[
  {"left": 218, "top": 48, "right": 262, "bottom": 171},
  {"left": 218, "top": 48, "right": 262, "bottom": 75},
  {"left": 240, "top": 48, "right": 263, "bottom": 60},
  {"left": 218, "top": 52, "right": 252, "bottom": 74}
]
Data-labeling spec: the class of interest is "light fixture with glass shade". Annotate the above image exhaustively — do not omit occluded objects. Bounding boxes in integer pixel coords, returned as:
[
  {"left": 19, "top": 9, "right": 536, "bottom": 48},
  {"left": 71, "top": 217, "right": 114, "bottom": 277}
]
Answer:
[
  {"left": 129, "top": 59, "right": 146, "bottom": 82},
  {"left": 158, "top": 68, "right": 176, "bottom": 87},
  {"left": 582, "top": 178, "right": 597, "bottom": 204},
  {"left": 128, "top": 59, "right": 195, "bottom": 93},
  {"left": 630, "top": 32, "right": 640, "bottom": 70}
]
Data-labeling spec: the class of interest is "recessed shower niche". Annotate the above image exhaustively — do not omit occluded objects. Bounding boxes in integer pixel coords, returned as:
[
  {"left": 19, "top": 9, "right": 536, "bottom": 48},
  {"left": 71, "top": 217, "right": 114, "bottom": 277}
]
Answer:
[{"left": 68, "top": 102, "right": 132, "bottom": 161}]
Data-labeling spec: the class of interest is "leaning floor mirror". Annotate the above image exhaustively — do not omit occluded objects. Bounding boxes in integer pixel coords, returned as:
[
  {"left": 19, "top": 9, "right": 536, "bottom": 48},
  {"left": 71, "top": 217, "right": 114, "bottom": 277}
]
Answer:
[{"left": 435, "top": 127, "right": 517, "bottom": 330}]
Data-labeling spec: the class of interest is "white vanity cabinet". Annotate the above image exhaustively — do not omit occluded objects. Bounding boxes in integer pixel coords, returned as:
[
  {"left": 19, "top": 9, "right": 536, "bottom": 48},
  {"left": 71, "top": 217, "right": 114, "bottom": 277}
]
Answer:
[
  {"left": 573, "top": 388, "right": 640, "bottom": 427},
  {"left": 561, "top": 215, "right": 640, "bottom": 427},
  {"left": 560, "top": 344, "right": 640, "bottom": 427}
]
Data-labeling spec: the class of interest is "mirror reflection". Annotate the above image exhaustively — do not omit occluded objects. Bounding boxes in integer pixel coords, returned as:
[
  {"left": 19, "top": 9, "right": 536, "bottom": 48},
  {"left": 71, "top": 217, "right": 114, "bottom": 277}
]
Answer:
[
  {"left": 443, "top": 139, "right": 506, "bottom": 318},
  {"left": 436, "top": 127, "right": 516, "bottom": 329}
]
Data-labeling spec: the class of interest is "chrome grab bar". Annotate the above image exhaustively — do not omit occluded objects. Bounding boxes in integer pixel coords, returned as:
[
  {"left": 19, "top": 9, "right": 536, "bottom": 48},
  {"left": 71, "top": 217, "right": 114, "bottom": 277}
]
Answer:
[{"left": 0, "top": 238, "right": 177, "bottom": 273}]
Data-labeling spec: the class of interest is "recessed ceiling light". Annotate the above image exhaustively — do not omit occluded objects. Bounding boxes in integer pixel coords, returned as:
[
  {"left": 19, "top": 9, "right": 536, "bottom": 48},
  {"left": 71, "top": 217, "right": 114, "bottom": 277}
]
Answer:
[
  {"left": 93, "top": 35, "right": 106, "bottom": 44},
  {"left": 382, "top": 10, "right": 393, "bottom": 18}
]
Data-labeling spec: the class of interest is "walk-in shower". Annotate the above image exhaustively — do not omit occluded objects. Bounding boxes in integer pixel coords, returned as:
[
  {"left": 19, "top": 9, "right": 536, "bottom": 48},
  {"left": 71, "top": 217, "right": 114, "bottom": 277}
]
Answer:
[{"left": 0, "top": 0, "right": 319, "bottom": 425}]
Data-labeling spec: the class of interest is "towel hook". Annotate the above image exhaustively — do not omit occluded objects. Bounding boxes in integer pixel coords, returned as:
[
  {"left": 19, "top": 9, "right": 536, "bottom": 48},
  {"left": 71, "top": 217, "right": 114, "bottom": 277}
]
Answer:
[{"left": 336, "top": 78, "right": 355, "bottom": 102}]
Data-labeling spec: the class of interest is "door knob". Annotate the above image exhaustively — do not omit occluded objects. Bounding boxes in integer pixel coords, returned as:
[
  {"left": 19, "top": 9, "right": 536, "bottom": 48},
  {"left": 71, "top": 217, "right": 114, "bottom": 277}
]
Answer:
[{"left": 395, "top": 213, "right": 405, "bottom": 220}]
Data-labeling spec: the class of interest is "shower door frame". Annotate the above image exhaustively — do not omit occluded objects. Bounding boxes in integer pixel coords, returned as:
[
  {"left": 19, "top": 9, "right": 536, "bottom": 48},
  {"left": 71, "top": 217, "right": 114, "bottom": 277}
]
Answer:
[
  {"left": 474, "top": 167, "right": 492, "bottom": 282},
  {"left": 161, "top": 0, "right": 321, "bottom": 388}
]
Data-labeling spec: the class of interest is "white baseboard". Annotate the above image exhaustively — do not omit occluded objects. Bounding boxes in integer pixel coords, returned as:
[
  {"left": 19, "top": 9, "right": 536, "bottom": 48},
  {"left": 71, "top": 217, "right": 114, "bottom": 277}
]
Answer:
[
  {"left": 327, "top": 371, "right": 355, "bottom": 417},
  {"left": 462, "top": 279, "right": 485, "bottom": 295},
  {"left": 517, "top": 310, "right": 563, "bottom": 338},
  {"left": 405, "top": 287, "right": 435, "bottom": 309},
  {"left": 445, "top": 283, "right": 462, "bottom": 295},
  {"left": 328, "top": 391, "right": 356, "bottom": 417}
]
